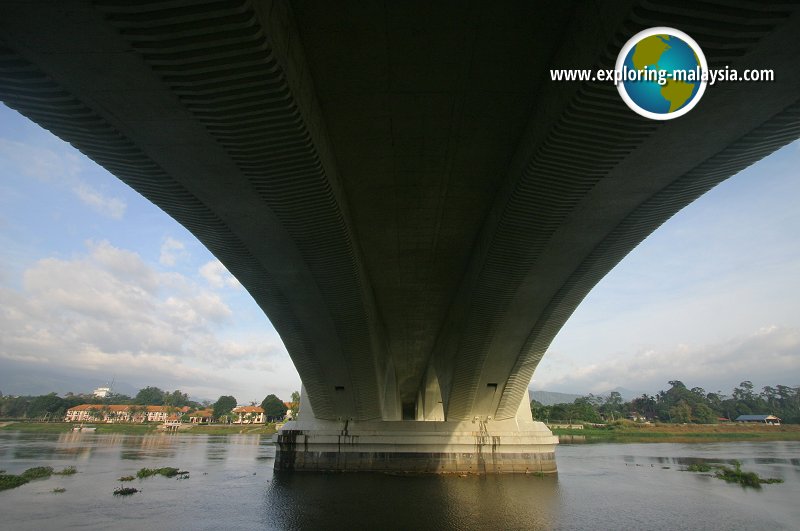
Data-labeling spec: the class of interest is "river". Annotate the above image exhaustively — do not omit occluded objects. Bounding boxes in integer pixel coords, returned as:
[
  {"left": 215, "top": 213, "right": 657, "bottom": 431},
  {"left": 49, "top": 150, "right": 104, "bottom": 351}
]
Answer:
[{"left": 0, "top": 431, "right": 798, "bottom": 530}]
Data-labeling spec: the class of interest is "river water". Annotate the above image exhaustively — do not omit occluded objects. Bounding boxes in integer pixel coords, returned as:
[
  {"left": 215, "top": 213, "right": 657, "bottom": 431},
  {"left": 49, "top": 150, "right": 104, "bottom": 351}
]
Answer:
[{"left": 0, "top": 431, "right": 798, "bottom": 530}]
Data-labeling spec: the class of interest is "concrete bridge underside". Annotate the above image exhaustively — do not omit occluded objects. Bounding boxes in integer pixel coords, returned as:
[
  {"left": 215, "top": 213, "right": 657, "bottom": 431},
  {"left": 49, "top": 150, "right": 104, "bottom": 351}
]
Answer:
[{"left": 2, "top": 1, "right": 800, "bottom": 472}]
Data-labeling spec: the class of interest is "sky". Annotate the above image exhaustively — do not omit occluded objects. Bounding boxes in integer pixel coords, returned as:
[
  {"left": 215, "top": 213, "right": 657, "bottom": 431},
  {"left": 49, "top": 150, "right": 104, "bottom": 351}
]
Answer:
[{"left": 1, "top": 102, "right": 798, "bottom": 404}]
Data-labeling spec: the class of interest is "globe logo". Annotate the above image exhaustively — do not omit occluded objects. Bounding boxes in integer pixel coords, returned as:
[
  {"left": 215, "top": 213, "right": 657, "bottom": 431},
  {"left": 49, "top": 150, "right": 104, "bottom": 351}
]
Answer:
[{"left": 616, "top": 27, "right": 708, "bottom": 120}]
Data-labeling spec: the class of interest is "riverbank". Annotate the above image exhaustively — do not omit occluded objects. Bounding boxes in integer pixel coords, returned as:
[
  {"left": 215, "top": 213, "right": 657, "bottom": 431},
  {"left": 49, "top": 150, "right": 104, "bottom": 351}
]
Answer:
[
  {"left": 0, "top": 421, "right": 277, "bottom": 436},
  {"left": 552, "top": 423, "right": 800, "bottom": 443}
]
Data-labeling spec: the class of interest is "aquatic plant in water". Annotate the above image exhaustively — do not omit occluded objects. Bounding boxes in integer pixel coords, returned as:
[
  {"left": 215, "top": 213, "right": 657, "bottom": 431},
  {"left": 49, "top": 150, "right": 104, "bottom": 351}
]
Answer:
[
  {"left": 54, "top": 466, "right": 77, "bottom": 476},
  {"left": 0, "top": 474, "right": 29, "bottom": 491},
  {"left": 714, "top": 460, "right": 784, "bottom": 488},
  {"left": 113, "top": 487, "right": 139, "bottom": 496},
  {"left": 119, "top": 475, "right": 135, "bottom": 482},
  {"left": 136, "top": 467, "right": 188, "bottom": 479},
  {"left": 21, "top": 466, "right": 54, "bottom": 480},
  {"left": 684, "top": 459, "right": 784, "bottom": 488}
]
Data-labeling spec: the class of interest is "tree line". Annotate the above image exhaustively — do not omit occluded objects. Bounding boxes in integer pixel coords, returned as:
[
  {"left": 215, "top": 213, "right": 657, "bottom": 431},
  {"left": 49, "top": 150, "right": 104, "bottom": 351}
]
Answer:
[
  {"left": 532, "top": 381, "right": 800, "bottom": 424},
  {"left": 0, "top": 386, "right": 301, "bottom": 422}
]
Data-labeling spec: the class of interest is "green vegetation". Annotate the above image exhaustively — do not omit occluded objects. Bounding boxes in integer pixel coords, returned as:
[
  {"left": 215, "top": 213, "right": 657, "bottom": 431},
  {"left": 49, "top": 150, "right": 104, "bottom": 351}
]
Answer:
[
  {"left": 187, "top": 424, "right": 277, "bottom": 435},
  {"left": 1, "top": 386, "right": 295, "bottom": 427},
  {"left": 136, "top": 466, "right": 187, "bottom": 479},
  {"left": 714, "top": 460, "right": 784, "bottom": 488},
  {"left": 113, "top": 487, "right": 139, "bottom": 496},
  {"left": 213, "top": 395, "right": 238, "bottom": 423},
  {"left": 21, "top": 466, "right": 54, "bottom": 480},
  {"left": 682, "top": 459, "right": 785, "bottom": 488},
  {"left": 0, "top": 386, "right": 198, "bottom": 421},
  {"left": 54, "top": 466, "right": 77, "bottom": 476},
  {"left": 136, "top": 466, "right": 178, "bottom": 478},
  {"left": 52, "top": 487, "right": 66, "bottom": 494},
  {"left": 552, "top": 423, "right": 800, "bottom": 443},
  {"left": 261, "top": 394, "right": 287, "bottom": 421},
  {"left": 533, "top": 380, "right": 800, "bottom": 425},
  {"left": 0, "top": 465, "right": 74, "bottom": 491},
  {"left": 119, "top": 475, "right": 135, "bottom": 482},
  {"left": 0, "top": 422, "right": 161, "bottom": 434},
  {"left": 0, "top": 474, "right": 29, "bottom": 491}
]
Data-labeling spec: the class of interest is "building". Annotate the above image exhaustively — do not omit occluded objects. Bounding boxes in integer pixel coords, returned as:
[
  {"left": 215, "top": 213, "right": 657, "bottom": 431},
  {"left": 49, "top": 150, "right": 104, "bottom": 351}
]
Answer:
[
  {"left": 284, "top": 401, "right": 299, "bottom": 420},
  {"left": 735, "top": 414, "right": 781, "bottom": 425},
  {"left": 64, "top": 404, "right": 189, "bottom": 423},
  {"left": 189, "top": 409, "right": 214, "bottom": 424},
  {"left": 92, "top": 386, "right": 112, "bottom": 398},
  {"left": 232, "top": 406, "right": 265, "bottom": 424}
]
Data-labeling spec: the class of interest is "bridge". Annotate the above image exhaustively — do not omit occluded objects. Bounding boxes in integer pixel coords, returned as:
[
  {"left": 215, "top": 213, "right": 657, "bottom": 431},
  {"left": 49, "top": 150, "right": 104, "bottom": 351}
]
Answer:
[{"left": 2, "top": 1, "right": 799, "bottom": 473}]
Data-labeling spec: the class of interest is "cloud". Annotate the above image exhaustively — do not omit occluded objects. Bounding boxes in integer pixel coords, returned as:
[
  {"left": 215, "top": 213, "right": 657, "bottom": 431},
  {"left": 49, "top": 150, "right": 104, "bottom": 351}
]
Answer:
[
  {"left": 0, "top": 138, "right": 126, "bottom": 219},
  {"left": 0, "top": 240, "right": 289, "bottom": 398},
  {"left": 199, "top": 259, "right": 241, "bottom": 289},
  {"left": 0, "top": 138, "right": 80, "bottom": 182},
  {"left": 72, "top": 182, "right": 126, "bottom": 219},
  {"left": 533, "top": 325, "right": 800, "bottom": 395},
  {"left": 159, "top": 237, "right": 186, "bottom": 266}
]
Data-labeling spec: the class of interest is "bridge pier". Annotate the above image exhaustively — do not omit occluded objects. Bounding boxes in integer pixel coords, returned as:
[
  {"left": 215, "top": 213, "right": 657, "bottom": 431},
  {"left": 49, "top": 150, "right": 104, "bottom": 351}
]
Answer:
[{"left": 273, "top": 390, "right": 558, "bottom": 474}]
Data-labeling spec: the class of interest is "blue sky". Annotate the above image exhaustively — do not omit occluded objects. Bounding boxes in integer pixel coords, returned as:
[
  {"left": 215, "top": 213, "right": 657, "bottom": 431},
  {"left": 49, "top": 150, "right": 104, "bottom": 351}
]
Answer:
[{"left": 1, "top": 102, "right": 798, "bottom": 403}]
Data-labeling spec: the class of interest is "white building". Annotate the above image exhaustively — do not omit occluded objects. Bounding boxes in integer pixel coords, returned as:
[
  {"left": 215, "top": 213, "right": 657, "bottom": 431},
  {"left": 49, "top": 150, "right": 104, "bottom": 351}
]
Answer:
[{"left": 93, "top": 386, "right": 112, "bottom": 398}]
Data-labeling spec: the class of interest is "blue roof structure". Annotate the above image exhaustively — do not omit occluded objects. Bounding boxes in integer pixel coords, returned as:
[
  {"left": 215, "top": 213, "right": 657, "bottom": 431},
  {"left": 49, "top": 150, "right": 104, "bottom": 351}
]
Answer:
[{"left": 735, "top": 414, "right": 780, "bottom": 421}]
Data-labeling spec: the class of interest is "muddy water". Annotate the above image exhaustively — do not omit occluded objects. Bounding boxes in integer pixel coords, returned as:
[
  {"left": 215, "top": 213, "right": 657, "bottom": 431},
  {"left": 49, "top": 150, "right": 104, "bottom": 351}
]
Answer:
[{"left": 0, "top": 431, "right": 798, "bottom": 530}]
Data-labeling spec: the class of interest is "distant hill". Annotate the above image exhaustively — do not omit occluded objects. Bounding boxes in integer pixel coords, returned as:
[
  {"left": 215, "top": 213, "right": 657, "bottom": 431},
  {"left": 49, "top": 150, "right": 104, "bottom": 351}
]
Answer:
[
  {"left": 529, "top": 387, "right": 646, "bottom": 406},
  {"left": 529, "top": 390, "right": 583, "bottom": 406}
]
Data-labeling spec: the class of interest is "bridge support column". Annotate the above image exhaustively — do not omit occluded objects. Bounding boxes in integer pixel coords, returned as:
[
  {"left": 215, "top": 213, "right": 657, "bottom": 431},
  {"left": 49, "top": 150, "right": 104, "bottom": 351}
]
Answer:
[{"left": 273, "top": 390, "right": 558, "bottom": 474}]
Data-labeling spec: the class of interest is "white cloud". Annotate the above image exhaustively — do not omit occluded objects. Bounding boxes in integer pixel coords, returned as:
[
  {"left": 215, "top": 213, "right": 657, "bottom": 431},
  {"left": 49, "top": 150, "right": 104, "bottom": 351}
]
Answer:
[
  {"left": 159, "top": 237, "right": 186, "bottom": 266},
  {"left": 199, "top": 259, "right": 241, "bottom": 289},
  {"left": 0, "top": 138, "right": 126, "bottom": 219},
  {"left": 0, "top": 241, "right": 290, "bottom": 398},
  {"left": 73, "top": 182, "right": 126, "bottom": 219},
  {"left": 533, "top": 325, "right": 800, "bottom": 394},
  {"left": 0, "top": 138, "right": 80, "bottom": 182}
]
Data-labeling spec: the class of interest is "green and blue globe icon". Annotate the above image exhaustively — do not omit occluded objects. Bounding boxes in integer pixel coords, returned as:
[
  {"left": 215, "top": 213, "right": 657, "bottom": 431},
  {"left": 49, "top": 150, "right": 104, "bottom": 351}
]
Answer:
[{"left": 616, "top": 27, "right": 707, "bottom": 120}]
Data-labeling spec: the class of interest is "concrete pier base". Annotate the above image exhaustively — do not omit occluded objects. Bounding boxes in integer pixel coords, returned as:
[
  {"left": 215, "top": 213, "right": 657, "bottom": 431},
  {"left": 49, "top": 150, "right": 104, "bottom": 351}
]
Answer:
[{"left": 273, "top": 392, "right": 557, "bottom": 474}]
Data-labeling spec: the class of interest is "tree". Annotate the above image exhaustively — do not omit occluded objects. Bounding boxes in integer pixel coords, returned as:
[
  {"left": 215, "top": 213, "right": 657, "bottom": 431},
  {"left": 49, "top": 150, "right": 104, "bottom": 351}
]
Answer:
[
  {"left": 530, "top": 399, "right": 545, "bottom": 420},
  {"left": 261, "top": 394, "right": 287, "bottom": 421},
  {"left": 669, "top": 400, "right": 692, "bottom": 423},
  {"left": 571, "top": 397, "right": 602, "bottom": 423},
  {"left": 28, "top": 393, "right": 66, "bottom": 419},
  {"left": 291, "top": 390, "right": 300, "bottom": 404},
  {"left": 601, "top": 392, "right": 623, "bottom": 421},
  {"left": 135, "top": 386, "right": 166, "bottom": 405},
  {"left": 213, "top": 395, "right": 237, "bottom": 421},
  {"left": 164, "top": 390, "right": 189, "bottom": 407},
  {"left": 692, "top": 403, "right": 716, "bottom": 424}
]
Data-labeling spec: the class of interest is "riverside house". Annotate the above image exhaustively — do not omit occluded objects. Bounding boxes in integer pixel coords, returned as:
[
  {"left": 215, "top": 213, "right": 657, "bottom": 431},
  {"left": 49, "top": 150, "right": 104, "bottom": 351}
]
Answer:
[
  {"left": 232, "top": 406, "right": 266, "bottom": 424},
  {"left": 64, "top": 404, "right": 189, "bottom": 423},
  {"left": 189, "top": 408, "right": 215, "bottom": 424}
]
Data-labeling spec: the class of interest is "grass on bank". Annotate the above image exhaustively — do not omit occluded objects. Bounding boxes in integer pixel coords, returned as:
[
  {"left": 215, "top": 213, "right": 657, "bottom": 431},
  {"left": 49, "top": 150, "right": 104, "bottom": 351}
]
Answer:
[{"left": 551, "top": 421, "right": 800, "bottom": 443}]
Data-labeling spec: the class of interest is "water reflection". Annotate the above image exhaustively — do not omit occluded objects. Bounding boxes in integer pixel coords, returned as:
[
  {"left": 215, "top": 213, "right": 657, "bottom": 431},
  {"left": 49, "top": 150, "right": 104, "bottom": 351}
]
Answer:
[
  {"left": 119, "top": 434, "right": 178, "bottom": 460},
  {"left": 264, "top": 472, "right": 559, "bottom": 530},
  {"left": 205, "top": 435, "right": 230, "bottom": 461}
]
